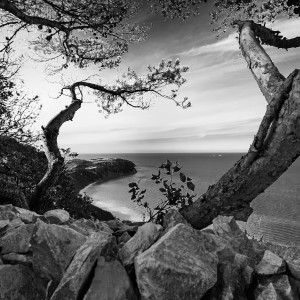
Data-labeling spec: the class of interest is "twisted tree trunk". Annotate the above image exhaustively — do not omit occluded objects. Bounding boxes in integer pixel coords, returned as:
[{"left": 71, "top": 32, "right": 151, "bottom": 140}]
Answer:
[
  {"left": 181, "top": 21, "right": 300, "bottom": 229},
  {"left": 29, "top": 98, "right": 82, "bottom": 212}
]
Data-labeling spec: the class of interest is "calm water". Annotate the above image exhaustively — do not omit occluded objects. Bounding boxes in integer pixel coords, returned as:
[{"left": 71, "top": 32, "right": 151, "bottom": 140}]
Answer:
[{"left": 80, "top": 153, "right": 300, "bottom": 245}]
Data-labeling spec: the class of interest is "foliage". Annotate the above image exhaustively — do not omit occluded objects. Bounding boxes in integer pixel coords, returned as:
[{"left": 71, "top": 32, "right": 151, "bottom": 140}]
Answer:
[
  {"left": 0, "top": 0, "right": 146, "bottom": 72},
  {"left": 0, "top": 53, "right": 41, "bottom": 144},
  {"left": 129, "top": 160, "right": 196, "bottom": 224},
  {"left": 0, "top": 136, "right": 106, "bottom": 219}
]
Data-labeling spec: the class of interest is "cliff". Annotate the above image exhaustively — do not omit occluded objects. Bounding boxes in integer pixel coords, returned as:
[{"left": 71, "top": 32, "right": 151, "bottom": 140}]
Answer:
[
  {"left": 67, "top": 157, "right": 137, "bottom": 194},
  {"left": 0, "top": 205, "right": 299, "bottom": 300}
]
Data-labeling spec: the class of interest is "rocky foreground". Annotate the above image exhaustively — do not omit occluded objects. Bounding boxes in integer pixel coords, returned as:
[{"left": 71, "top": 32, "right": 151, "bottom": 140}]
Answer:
[{"left": 0, "top": 204, "right": 299, "bottom": 299}]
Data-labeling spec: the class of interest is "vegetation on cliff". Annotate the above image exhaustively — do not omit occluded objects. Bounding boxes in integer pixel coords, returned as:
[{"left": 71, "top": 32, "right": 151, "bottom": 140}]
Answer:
[{"left": 0, "top": 137, "right": 135, "bottom": 220}]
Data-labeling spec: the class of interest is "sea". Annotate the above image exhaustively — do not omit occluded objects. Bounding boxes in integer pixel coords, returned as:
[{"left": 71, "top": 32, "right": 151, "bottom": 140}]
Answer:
[{"left": 80, "top": 153, "right": 300, "bottom": 246}]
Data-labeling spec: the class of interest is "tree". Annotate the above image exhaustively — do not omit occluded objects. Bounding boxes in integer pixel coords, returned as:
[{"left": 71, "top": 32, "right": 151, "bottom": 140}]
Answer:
[
  {"left": 153, "top": 0, "right": 300, "bottom": 229},
  {"left": 1, "top": 0, "right": 300, "bottom": 228},
  {"left": 0, "top": 0, "right": 190, "bottom": 212},
  {"left": 0, "top": 52, "right": 40, "bottom": 144}
]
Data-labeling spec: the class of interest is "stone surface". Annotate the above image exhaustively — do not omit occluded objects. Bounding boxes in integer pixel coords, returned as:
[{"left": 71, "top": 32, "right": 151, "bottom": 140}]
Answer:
[
  {"left": 256, "top": 275, "right": 298, "bottom": 300},
  {"left": 255, "top": 250, "right": 286, "bottom": 275},
  {"left": 118, "top": 222, "right": 163, "bottom": 267},
  {"left": 0, "top": 224, "right": 34, "bottom": 254},
  {"left": 0, "top": 219, "right": 10, "bottom": 230},
  {"left": 265, "top": 242, "right": 300, "bottom": 281},
  {"left": 12, "top": 206, "right": 40, "bottom": 224},
  {"left": 162, "top": 208, "right": 190, "bottom": 233},
  {"left": 206, "top": 261, "right": 248, "bottom": 300},
  {"left": 0, "top": 264, "right": 46, "bottom": 299},
  {"left": 213, "top": 215, "right": 244, "bottom": 240},
  {"left": 256, "top": 283, "right": 280, "bottom": 300},
  {"left": 105, "top": 219, "right": 129, "bottom": 232},
  {"left": 31, "top": 219, "right": 87, "bottom": 281},
  {"left": 0, "top": 204, "right": 17, "bottom": 221},
  {"left": 97, "top": 221, "right": 114, "bottom": 234},
  {"left": 2, "top": 253, "right": 33, "bottom": 266},
  {"left": 71, "top": 218, "right": 98, "bottom": 235},
  {"left": 83, "top": 256, "right": 137, "bottom": 300},
  {"left": 51, "top": 232, "right": 118, "bottom": 300},
  {"left": 44, "top": 209, "right": 70, "bottom": 224},
  {"left": 117, "top": 231, "right": 131, "bottom": 244},
  {"left": 135, "top": 223, "right": 218, "bottom": 300}
]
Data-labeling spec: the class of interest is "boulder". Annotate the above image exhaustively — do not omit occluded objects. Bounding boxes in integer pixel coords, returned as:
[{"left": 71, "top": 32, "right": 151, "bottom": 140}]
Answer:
[
  {"left": 265, "top": 243, "right": 300, "bottom": 281},
  {"left": 12, "top": 206, "right": 40, "bottom": 224},
  {"left": 256, "top": 283, "right": 279, "bottom": 300},
  {"left": 255, "top": 275, "right": 298, "bottom": 300},
  {"left": 117, "top": 231, "right": 131, "bottom": 244},
  {"left": 0, "top": 204, "right": 17, "bottom": 221},
  {"left": 44, "top": 209, "right": 70, "bottom": 224},
  {"left": 213, "top": 216, "right": 244, "bottom": 240},
  {"left": 2, "top": 253, "right": 33, "bottom": 266},
  {"left": 118, "top": 222, "right": 163, "bottom": 267},
  {"left": 255, "top": 250, "right": 286, "bottom": 275},
  {"left": 8, "top": 217, "right": 24, "bottom": 229},
  {"left": 0, "top": 223, "right": 34, "bottom": 254},
  {"left": 162, "top": 208, "right": 190, "bottom": 233},
  {"left": 50, "top": 232, "right": 118, "bottom": 300},
  {"left": 213, "top": 216, "right": 265, "bottom": 263},
  {"left": 70, "top": 219, "right": 98, "bottom": 235},
  {"left": 97, "top": 221, "right": 114, "bottom": 234},
  {"left": 105, "top": 219, "right": 129, "bottom": 232},
  {"left": 0, "top": 264, "right": 46, "bottom": 299},
  {"left": 83, "top": 256, "right": 137, "bottom": 300},
  {"left": 31, "top": 219, "right": 87, "bottom": 282},
  {"left": 135, "top": 223, "right": 218, "bottom": 300},
  {"left": 206, "top": 261, "right": 248, "bottom": 300}
]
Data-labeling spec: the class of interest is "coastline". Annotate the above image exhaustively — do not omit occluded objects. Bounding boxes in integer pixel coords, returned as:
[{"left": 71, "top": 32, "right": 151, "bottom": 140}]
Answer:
[{"left": 67, "top": 158, "right": 137, "bottom": 195}]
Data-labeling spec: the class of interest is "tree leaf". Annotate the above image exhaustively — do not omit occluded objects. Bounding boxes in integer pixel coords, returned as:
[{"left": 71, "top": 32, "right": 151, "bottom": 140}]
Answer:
[
  {"left": 187, "top": 181, "right": 195, "bottom": 191},
  {"left": 180, "top": 172, "right": 186, "bottom": 182}
]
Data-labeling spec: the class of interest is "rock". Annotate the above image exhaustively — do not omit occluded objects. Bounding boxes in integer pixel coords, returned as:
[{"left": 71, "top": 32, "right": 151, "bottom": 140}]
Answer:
[
  {"left": 212, "top": 216, "right": 265, "bottom": 263},
  {"left": 256, "top": 275, "right": 298, "bottom": 300},
  {"left": 0, "top": 264, "right": 46, "bottom": 299},
  {"left": 206, "top": 261, "right": 248, "bottom": 300},
  {"left": 44, "top": 209, "right": 70, "bottom": 224},
  {"left": 255, "top": 250, "right": 286, "bottom": 275},
  {"left": 135, "top": 224, "right": 218, "bottom": 300},
  {"left": 0, "top": 224, "right": 34, "bottom": 254},
  {"left": 51, "top": 232, "right": 118, "bottom": 300},
  {"left": 117, "top": 231, "right": 131, "bottom": 244},
  {"left": 0, "top": 219, "right": 9, "bottom": 230},
  {"left": 118, "top": 222, "right": 163, "bottom": 267},
  {"left": 162, "top": 208, "right": 190, "bottom": 233},
  {"left": 213, "top": 215, "right": 244, "bottom": 240},
  {"left": 0, "top": 204, "right": 17, "bottom": 221},
  {"left": 105, "top": 219, "right": 129, "bottom": 232},
  {"left": 31, "top": 219, "right": 87, "bottom": 282},
  {"left": 71, "top": 219, "right": 98, "bottom": 235},
  {"left": 97, "top": 221, "right": 114, "bottom": 234},
  {"left": 83, "top": 256, "right": 137, "bottom": 300},
  {"left": 256, "top": 283, "right": 279, "bottom": 300},
  {"left": 2, "top": 253, "right": 33, "bottom": 266},
  {"left": 265, "top": 242, "right": 300, "bottom": 281},
  {"left": 12, "top": 206, "right": 40, "bottom": 224},
  {"left": 8, "top": 217, "right": 24, "bottom": 229}
]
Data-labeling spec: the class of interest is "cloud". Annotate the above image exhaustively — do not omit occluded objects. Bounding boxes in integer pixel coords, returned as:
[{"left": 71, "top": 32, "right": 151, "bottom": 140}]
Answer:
[
  {"left": 179, "top": 33, "right": 239, "bottom": 57},
  {"left": 179, "top": 18, "right": 300, "bottom": 58}
]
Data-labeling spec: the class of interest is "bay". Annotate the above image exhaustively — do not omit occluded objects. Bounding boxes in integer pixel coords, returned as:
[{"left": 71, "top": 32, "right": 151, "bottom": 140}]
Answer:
[{"left": 80, "top": 153, "right": 300, "bottom": 245}]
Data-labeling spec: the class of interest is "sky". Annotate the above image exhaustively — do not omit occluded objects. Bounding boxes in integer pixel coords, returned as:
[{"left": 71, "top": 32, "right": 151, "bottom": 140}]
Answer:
[{"left": 14, "top": 3, "right": 300, "bottom": 153}]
